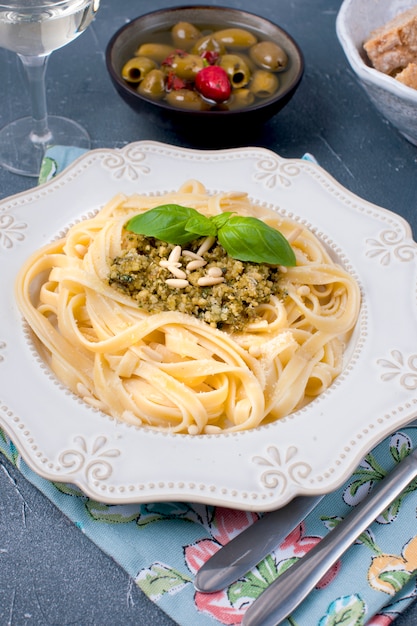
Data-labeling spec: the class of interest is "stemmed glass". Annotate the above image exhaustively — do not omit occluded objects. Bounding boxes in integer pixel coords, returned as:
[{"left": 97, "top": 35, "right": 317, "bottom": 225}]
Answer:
[{"left": 0, "top": 0, "right": 100, "bottom": 177}]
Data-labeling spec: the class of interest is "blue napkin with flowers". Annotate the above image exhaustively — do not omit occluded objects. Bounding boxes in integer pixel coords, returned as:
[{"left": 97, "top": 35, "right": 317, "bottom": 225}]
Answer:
[{"left": 1, "top": 146, "right": 417, "bottom": 626}]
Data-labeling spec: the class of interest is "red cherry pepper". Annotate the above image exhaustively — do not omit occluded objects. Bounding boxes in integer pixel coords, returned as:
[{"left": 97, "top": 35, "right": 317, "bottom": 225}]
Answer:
[
  {"left": 195, "top": 65, "right": 231, "bottom": 103},
  {"left": 161, "top": 49, "right": 188, "bottom": 67},
  {"left": 200, "top": 50, "right": 220, "bottom": 65},
  {"left": 166, "top": 70, "right": 188, "bottom": 91}
]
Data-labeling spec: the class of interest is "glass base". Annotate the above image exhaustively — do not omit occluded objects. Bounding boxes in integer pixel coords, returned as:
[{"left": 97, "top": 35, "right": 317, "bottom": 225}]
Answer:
[{"left": 0, "top": 116, "right": 90, "bottom": 178}]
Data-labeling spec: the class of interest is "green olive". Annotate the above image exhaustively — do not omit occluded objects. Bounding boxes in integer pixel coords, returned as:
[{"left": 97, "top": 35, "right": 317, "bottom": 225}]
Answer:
[
  {"left": 121, "top": 56, "right": 157, "bottom": 83},
  {"left": 169, "top": 53, "right": 205, "bottom": 80},
  {"left": 213, "top": 27, "right": 257, "bottom": 49},
  {"left": 191, "top": 35, "right": 226, "bottom": 56},
  {"left": 249, "top": 41, "right": 288, "bottom": 72},
  {"left": 165, "top": 89, "right": 211, "bottom": 111},
  {"left": 249, "top": 69, "right": 279, "bottom": 98},
  {"left": 171, "top": 21, "right": 201, "bottom": 50},
  {"left": 137, "top": 69, "right": 166, "bottom": 100},
  {"left": 135, "top": 43, "right": 175, "bottom": 63},
  {"left": 227, "top": 88, "right": 255, "bottom": 110},
  {"left": 218, "top": 54, "right": 251, "bottom": 88}
]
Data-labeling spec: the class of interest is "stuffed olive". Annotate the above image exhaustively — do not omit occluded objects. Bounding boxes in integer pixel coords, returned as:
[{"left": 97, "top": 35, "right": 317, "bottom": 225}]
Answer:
[{"left": 168, "top": 53, "right": 205, "bottom": 80}]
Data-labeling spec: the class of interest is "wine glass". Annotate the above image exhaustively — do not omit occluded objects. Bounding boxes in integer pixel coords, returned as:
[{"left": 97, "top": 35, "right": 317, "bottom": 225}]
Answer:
[{"left": 0, "top": 0, "right": 100, "bottom": 177}]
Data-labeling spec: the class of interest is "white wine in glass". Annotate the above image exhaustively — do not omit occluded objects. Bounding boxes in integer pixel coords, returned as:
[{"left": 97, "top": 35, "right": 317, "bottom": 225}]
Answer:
[{"left": 0, "top": 0, "right": 100, "bottom": 177}]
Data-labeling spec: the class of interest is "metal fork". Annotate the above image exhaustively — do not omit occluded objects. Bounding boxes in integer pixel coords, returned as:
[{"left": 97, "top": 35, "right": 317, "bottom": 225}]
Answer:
[{"left": 242, "top": 446, "right": 417, "bottom": 626}]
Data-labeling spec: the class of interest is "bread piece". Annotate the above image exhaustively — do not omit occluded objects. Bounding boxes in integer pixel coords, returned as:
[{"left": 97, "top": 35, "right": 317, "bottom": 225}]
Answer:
[
  {"left": 364, "top": 5, "right": 417, "bottom": 74},
  {"left": 395, "top": 61, "right": 417, "bottom": 88}
]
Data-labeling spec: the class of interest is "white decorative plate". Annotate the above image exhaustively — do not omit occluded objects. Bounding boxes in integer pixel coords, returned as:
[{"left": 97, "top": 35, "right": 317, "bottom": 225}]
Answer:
[{"left": 1, "top": 141, "right": 417, "bottom": 511}]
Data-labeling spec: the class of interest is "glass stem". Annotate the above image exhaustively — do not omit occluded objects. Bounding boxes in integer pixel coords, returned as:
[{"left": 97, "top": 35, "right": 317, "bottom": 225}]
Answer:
[{"left": 18, "top": 54, "right": 53, "bottom": 146}]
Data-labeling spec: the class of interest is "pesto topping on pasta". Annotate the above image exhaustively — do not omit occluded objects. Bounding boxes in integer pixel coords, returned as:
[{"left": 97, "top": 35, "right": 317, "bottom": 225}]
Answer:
[{"left": 109, "top": 231, "right": 284, "bottom": 330}]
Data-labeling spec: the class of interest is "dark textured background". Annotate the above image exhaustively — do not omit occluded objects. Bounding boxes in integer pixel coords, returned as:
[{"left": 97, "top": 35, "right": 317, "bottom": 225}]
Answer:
[{"left": 1, "top": 1, "right": 416, "bottom": 623}]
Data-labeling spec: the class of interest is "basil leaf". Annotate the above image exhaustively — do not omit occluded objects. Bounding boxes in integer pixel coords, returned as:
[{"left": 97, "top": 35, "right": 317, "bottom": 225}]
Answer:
[
  {"left": 185, "top": 213, "right": 217, "bottom": 237},
  {"left": 126, "top": 204, "right": 296, "bottom": 266},
  {"left": 218, "top": 216, "right": 296, "bottom": 266},
  {"left": 126, "top": 204, "right": 200, "bottom": 245},
  {"left": 210, "top": 212, "right": 235, "bottom": 229}
]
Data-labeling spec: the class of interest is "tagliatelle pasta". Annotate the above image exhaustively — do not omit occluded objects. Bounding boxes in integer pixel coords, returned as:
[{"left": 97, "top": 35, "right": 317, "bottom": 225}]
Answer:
[{"left": 15, "top": 180, "right": 361, "bottom": 435}]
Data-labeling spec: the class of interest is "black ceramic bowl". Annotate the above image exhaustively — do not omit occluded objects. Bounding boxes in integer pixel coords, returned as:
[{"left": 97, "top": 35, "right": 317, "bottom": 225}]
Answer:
[{"left": 105, "top": 6, "right": 304, "bottom": 141}]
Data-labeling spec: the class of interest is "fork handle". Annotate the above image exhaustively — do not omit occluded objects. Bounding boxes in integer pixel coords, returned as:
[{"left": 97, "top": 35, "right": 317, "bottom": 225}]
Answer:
[{"left": 242, "top": 447, "right": 417, "bottom": 626}]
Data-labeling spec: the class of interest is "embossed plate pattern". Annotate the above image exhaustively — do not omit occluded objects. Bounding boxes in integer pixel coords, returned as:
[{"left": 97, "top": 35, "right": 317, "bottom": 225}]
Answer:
[{"left": 1, "top": 141, "right": 417, "bottom": 510}]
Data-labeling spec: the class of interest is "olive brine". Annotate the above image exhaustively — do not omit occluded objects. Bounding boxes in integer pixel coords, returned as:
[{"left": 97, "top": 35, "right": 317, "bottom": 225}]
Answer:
[{"left": 121, "top": 21, "right": 290, "bottom": 111}]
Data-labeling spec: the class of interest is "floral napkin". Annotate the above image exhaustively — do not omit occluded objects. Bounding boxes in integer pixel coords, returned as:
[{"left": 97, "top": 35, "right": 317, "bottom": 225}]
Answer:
[{"left": 1, "top": 146, "right": 417, "bottom": 626}]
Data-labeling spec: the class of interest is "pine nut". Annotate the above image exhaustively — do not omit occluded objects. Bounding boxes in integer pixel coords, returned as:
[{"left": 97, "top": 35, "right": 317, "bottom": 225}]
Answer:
[
  {"left": 166, "top": 278, "right": 189, "bottom": 288},
  {"left": 186, "top": 259, "right": 207, "bottom": 270},
  {"left": 182, "top": 250, "right": 203, "bottom": 259},
  {"left": 207, "top": 266, "right": 223, "bottom": 278},
  {"left": 168, "top": 245, "right": 182, "bottom": 264},
  {"left": 159, "top": 259, "right": 181, "bottom": 269},
  {"left": 197, "top": 276, "right": 225, "bottom": 286},
  {"left": 168, "top": 266, "right": 187, "bottom": 279},
  {"left": 197, "top": 236, "right": 216, "bottom": 256}
]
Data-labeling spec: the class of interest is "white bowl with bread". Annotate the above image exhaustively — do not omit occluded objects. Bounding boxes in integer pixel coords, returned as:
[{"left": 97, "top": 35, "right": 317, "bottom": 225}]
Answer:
[{"left": 336, "top": 0, "right": 417, "bottom": 146}]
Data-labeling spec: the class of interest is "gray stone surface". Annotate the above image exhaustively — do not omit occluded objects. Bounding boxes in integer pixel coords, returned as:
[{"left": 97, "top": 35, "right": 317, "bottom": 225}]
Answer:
[{"left": 1, "top": 0, "right": 417, "bottom": 624}]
